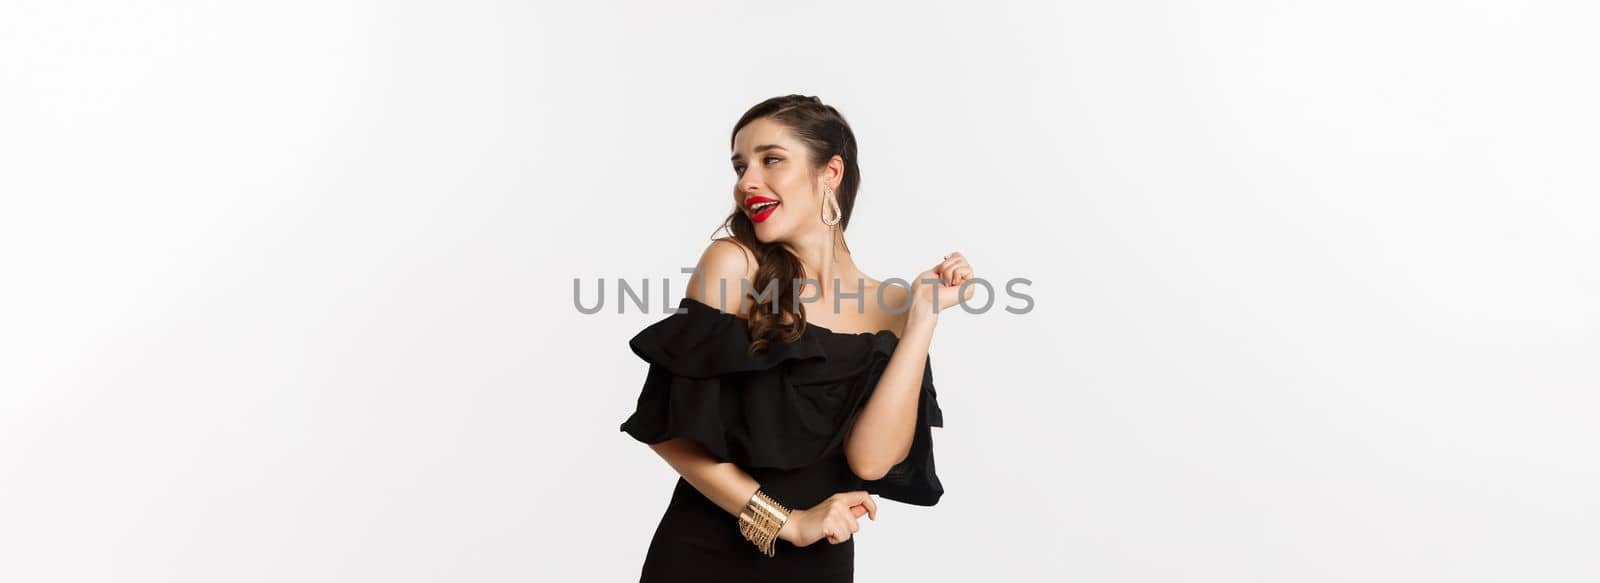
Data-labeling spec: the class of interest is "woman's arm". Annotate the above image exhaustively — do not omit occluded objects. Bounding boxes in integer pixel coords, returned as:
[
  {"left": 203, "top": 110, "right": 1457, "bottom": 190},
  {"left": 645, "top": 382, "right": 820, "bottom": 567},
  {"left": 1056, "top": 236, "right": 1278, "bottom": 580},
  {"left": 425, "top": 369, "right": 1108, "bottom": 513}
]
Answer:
[
  {"left": 655, "top": 237, "right": 763, "bottom": 516},
  {"left": 843, "top": 308, "right": 936, "bottom": 480},
  {"left": 648, "top": 437, "right": 762, "bottom": 516},
  {"left": 844, "top": 252, "right": 973, "bottom": 480},
  {"left": 651, "top": 436, "right": 875, "bottom": 546}
]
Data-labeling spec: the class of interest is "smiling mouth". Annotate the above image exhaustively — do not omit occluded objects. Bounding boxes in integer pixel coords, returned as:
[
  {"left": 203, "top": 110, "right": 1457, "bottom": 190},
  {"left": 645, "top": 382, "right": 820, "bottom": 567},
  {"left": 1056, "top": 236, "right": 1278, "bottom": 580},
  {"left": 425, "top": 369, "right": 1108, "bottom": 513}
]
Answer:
[{"left": 747, "top": 199, "right": 780, "bottom": 222}]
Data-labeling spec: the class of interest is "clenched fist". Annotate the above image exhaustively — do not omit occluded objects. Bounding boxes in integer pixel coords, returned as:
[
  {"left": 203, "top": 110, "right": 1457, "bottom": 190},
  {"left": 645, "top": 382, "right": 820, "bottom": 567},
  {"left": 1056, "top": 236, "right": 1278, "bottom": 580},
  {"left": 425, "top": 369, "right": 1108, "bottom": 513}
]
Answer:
[
  {"left": 910, "top": 251, "right": 977, "bottom": 316},
  {"left": 777, "top": 491, "right": 878, "bottom": 546}
]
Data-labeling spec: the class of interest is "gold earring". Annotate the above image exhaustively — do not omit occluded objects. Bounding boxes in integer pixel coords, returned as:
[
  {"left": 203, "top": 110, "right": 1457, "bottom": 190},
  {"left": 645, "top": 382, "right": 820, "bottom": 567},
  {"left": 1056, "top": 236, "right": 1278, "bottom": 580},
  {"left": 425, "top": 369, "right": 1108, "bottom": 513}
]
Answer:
[{"left": 821, "top": 187, "right": 842, "bottom": 227}]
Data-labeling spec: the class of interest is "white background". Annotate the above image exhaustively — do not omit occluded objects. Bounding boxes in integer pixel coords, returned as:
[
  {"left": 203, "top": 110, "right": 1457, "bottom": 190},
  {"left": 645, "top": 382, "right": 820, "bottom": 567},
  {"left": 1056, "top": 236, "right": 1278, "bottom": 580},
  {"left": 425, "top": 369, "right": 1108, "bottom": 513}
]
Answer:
[{"left": 3, "top": 1, "right": 1597, "bottom": 581}]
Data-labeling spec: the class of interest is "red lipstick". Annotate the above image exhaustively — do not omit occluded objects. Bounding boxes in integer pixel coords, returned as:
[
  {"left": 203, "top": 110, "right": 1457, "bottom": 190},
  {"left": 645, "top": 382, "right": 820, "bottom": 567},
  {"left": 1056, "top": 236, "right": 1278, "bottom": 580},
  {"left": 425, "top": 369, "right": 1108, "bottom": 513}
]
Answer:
[{"left": 745, "top": 196, "right": 779, "bottom": 223}]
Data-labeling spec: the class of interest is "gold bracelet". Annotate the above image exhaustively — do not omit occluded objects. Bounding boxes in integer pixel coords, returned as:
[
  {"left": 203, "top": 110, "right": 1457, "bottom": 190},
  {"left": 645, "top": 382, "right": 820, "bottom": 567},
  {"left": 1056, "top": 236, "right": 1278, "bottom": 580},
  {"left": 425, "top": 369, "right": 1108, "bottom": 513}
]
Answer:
[{"left": 738, "top": 488, "right": 791, "bottom": 557}]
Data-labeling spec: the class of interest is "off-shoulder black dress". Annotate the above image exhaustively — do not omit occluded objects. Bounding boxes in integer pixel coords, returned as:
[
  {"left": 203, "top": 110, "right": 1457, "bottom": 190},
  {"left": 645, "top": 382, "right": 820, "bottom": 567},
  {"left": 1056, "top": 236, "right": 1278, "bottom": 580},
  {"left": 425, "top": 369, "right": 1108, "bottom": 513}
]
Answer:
[{"left": 620, "top": 297, "right": 945, "bottom": 582}]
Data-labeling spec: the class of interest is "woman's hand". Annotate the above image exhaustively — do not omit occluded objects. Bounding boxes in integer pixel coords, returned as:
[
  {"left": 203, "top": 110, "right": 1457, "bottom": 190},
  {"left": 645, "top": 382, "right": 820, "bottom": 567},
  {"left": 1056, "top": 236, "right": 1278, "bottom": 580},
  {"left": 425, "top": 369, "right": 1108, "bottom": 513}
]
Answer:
[
  {"left": 909, "top": 251, "right": 976, "bottom": 319},
  {"left": 777, "top": 491, "right": 878, "bottom": 546}
]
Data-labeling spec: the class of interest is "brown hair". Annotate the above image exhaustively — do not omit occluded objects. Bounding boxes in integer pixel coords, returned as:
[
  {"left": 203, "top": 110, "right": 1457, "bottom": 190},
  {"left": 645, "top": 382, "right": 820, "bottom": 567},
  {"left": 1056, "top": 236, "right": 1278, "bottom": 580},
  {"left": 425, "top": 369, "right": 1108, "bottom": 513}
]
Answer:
[{"left": 719, "top": 95, "right": 860, "bottom": 353}]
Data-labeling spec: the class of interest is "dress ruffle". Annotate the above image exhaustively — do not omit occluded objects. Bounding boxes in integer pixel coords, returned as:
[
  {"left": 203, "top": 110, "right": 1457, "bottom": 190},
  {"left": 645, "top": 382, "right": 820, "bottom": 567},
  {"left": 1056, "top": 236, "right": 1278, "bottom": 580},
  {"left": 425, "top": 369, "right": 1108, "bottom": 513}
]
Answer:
[{"left": 620, "top": 297, "right": 945, "bottom": 506}]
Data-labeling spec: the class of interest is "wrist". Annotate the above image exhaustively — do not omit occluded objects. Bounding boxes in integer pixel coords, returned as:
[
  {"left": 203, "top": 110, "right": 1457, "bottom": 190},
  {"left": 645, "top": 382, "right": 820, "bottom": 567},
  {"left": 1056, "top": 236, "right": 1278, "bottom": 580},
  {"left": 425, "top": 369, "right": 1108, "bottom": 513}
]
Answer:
[
  {"left": 907, "top": 300, "right": 941, "bottom": 330},
  {"left": 776, "top": 508, "right": 802, "bottom": 543},
  {"left": 739, "top": 488, "right": 791, "bottom": 557}
]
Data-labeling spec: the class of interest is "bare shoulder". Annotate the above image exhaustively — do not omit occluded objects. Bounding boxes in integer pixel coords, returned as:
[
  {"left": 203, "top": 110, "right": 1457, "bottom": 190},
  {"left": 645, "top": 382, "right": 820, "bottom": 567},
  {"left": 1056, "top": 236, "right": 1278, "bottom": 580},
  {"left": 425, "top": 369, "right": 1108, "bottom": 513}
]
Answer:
[
  {"left": 686, "top": 237, "right": 759, "bottom": 314},
  {"left": 704, "top": 237, "right": 758, "bottom": 273}
]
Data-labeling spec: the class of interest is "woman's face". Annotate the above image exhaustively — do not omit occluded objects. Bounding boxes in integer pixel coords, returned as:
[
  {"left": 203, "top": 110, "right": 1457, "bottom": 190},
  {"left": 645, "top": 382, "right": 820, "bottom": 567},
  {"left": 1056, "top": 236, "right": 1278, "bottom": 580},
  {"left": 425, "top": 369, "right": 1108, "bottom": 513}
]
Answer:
[{"left": 731, "top": 117, "right": 835, "bottom": 243}]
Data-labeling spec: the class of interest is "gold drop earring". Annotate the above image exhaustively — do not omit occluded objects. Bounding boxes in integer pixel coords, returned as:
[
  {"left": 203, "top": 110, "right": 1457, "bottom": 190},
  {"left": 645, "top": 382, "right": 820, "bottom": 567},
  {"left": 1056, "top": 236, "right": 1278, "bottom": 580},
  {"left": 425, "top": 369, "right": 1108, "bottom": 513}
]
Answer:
[{"left": 821, "top": 186, "right": 842, "bottom": 227}]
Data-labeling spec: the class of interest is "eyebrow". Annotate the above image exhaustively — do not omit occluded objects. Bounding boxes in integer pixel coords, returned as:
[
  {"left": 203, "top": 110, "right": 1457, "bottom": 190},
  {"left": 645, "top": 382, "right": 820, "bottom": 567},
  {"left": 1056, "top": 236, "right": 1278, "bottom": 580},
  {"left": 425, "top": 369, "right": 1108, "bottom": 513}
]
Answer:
[{"left": 730, "top": 144, "right": 787, "bottom": 161}]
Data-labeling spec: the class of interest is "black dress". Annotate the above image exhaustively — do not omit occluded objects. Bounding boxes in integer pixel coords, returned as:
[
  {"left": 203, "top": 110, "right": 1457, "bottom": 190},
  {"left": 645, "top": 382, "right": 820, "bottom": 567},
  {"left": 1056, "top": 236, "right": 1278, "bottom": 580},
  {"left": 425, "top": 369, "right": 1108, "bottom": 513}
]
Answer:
[{"left": 620, "top": 297, "right": 946, "bottom": 582}]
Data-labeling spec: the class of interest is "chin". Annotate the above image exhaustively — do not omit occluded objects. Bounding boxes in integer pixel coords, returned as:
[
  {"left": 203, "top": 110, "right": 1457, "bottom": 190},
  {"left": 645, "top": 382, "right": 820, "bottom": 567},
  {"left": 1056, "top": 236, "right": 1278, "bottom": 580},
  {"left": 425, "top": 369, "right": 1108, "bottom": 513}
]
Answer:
[{"left": 752, "top": 220, "right": 787, "bottom": 244}]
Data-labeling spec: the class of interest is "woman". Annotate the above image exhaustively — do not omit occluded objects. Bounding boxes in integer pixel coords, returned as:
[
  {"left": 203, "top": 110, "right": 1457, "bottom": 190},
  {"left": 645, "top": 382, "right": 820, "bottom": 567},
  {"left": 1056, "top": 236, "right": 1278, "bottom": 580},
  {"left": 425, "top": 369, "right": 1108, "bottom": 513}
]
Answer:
[{"left": 619, "top": 94, "right": 975, "bottom": 582}]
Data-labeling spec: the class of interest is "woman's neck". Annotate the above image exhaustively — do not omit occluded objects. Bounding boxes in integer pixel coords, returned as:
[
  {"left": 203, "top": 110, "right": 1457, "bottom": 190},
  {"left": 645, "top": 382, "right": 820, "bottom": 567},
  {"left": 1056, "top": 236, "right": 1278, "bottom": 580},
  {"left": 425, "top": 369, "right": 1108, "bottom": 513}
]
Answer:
[{"left": 782, "top": 228, "right": 863, "bottom": 300}]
